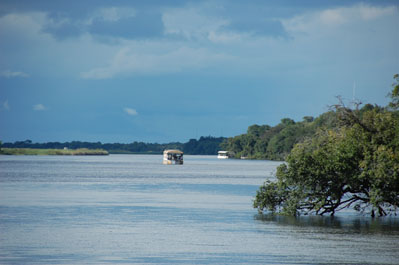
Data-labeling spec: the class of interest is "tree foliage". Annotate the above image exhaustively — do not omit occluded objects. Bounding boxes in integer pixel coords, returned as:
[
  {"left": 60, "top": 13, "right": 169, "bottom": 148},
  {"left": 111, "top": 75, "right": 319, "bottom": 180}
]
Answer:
[
  {"left": 389, "top": 73, "right": 399, "bottom": 110},
  {"left": 254, "top": 75, "right": 399, "bottom": 217},
  {"left": 221, "top": 112, "right": 337, "bottom": 160},
  {"left": 183, "top": 136, "right": 225, "bottom": 155}
]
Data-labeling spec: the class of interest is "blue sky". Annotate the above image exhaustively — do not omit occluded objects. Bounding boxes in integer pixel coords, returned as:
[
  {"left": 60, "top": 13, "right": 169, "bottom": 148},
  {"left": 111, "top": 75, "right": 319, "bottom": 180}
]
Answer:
[{"left": 1, "top": 0, "right": 398, "bottom": 143}]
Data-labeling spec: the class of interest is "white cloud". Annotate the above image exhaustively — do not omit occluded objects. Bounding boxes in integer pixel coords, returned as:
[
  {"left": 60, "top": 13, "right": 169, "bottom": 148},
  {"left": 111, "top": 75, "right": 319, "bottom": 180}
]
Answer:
[
  {"left": 207, "top": 31, "right": 244, "bottom": 44},
  {"left": 162, "top": 5, "right": 228, "bottom": 40},
  {"left": 282, "top": 4, "right": 396, "bottom": 33},
  {"left": 0, "top": 12, "right": 45, "bottom": 37},
  {"left": 2, "top": 100, "right": 10, "bottom": 110},
  {"left": 319, "top": 9, "right": 347, "bottom": 26},
  {"left": 0, "top": 70, "right": 29, "bottom": 78},
  {"left": 124, "top": 107, "right": 138, "bottom": 116},
  {"left": 33, "top": 104, "right": 46, "bottom": 111},
  {"left": 358, "top": 5, "right": 395, "bottom": 20},
  {"left": 92, "top": 7, "right": 136, "bottom": 22},
  {"left": 81, "top": 46, "right": 233, "bottom": 79},
  {"left": 0, "top": 12, "right": 116, "bottom": 78}
]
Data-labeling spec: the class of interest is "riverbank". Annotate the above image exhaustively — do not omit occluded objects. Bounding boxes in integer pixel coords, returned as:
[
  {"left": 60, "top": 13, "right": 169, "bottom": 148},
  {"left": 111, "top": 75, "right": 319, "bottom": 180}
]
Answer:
[{"left": 0, "top": 148, "right": 109, "bottom": 156}]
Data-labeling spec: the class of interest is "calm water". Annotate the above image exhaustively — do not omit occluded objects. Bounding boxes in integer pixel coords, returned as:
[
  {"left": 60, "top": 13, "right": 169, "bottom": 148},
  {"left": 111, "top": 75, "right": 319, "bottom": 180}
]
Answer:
[{"left": 0, "top": 155, "right": 398, "bottom": 264}]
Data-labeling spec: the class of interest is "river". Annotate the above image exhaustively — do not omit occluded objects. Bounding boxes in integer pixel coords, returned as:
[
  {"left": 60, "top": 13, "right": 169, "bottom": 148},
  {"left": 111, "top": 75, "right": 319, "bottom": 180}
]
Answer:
[{"left": 0, "top": 155, "right": 398, "bottom": 264}]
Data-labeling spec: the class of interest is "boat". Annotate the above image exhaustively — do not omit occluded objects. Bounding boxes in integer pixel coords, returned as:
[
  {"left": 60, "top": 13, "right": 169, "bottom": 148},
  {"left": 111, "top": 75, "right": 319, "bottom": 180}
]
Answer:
[
  {"left": 163, "top": 149, "right": 184, "bottom": 165},
  {"left": 217, "top": 151, "right": 231, "bottom": 159}
]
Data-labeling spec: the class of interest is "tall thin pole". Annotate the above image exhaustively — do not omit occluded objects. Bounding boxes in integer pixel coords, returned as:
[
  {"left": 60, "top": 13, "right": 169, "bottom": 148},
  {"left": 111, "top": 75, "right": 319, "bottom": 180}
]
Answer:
[{"left": 353, "top": 81, "right": 356, "bottom": 103}]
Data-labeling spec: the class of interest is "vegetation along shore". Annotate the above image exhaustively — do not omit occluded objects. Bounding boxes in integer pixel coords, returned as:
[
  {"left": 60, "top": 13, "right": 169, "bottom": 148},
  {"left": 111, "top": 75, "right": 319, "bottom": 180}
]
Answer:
[
  {"left": 254, "top": 74, "right": 399, "bottom": 217},
  {"left": 1, "top": 137, "right": 225, "bottom": 156},
  {"left": 0, "top": 148, "right": 109, "bottom": 156}
]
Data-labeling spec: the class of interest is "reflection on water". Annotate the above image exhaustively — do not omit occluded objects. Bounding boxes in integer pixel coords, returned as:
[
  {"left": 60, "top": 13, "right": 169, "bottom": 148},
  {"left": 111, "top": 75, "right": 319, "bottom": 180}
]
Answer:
[
  {"left": 0, "top": 155, "right": 398, "bottom": 264},
  {"left": 255, "top": 213, "right": 399, "bottom": 235}
]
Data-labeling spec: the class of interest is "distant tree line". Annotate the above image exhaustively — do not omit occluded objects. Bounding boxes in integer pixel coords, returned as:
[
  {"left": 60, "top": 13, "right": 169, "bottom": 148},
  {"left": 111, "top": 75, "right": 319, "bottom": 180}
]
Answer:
[
  {"left": 1, "top": 110, "right": 374, "bottom": 160},
  {"left": 1, "top": 136, "right": 226, "bottom": 155},
  {"left": 0, "top": 113, "right": 347, "bottom": 160}
]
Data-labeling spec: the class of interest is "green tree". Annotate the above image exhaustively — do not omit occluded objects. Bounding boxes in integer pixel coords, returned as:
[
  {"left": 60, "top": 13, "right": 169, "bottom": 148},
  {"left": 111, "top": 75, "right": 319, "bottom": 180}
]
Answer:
[
  {"left": 254, "top": 81, "right": 399, "bottom": 217},
  {"left": 389, "top": 73, "right": 399, "bottom": 110},
  {"left": 303, "top": 116, "right": 314, "bottom": 123}
]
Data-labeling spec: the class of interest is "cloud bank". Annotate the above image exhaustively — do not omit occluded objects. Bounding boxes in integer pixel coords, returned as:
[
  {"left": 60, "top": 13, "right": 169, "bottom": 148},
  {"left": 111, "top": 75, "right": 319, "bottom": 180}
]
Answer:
[{"left": 0, "top": 3, "right": 396, "bottom": 80}]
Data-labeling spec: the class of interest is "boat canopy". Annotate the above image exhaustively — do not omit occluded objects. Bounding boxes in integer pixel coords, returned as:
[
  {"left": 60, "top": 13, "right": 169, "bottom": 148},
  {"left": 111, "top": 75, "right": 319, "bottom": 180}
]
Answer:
[{"left": 164, "top": 149, "right": 183, "bottom": 154}]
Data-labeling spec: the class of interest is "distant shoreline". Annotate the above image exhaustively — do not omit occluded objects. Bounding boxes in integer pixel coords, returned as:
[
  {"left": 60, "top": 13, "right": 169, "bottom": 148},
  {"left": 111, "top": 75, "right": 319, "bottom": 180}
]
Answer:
[
  {"left": 0, "top": 148, "right": 109, "bottom": 156},
  {"left": 0, "top": 136, "right": 225, "bottom": 156}
]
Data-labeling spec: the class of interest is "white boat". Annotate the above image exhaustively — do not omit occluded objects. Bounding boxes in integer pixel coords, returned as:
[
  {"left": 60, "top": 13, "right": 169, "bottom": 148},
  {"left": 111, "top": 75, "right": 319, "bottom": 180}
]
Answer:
[
  {"left": 217, "top": 151, "right": 230, "bottom": 159},
  {"left": 163, "top": 149, "right": 184, "bottom": 165}
]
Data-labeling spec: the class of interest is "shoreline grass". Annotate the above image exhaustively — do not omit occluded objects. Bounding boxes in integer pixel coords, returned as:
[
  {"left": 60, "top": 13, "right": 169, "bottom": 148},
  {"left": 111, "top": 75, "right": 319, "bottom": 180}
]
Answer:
[{"left": 0, "top": 148, "right": 109, "bottom": 156}]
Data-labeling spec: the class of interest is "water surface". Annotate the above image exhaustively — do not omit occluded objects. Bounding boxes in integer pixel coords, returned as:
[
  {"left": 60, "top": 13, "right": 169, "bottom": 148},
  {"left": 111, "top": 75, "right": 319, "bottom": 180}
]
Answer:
[{"left": 1, "top": 155, "right": 398, "bottom": 264}]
